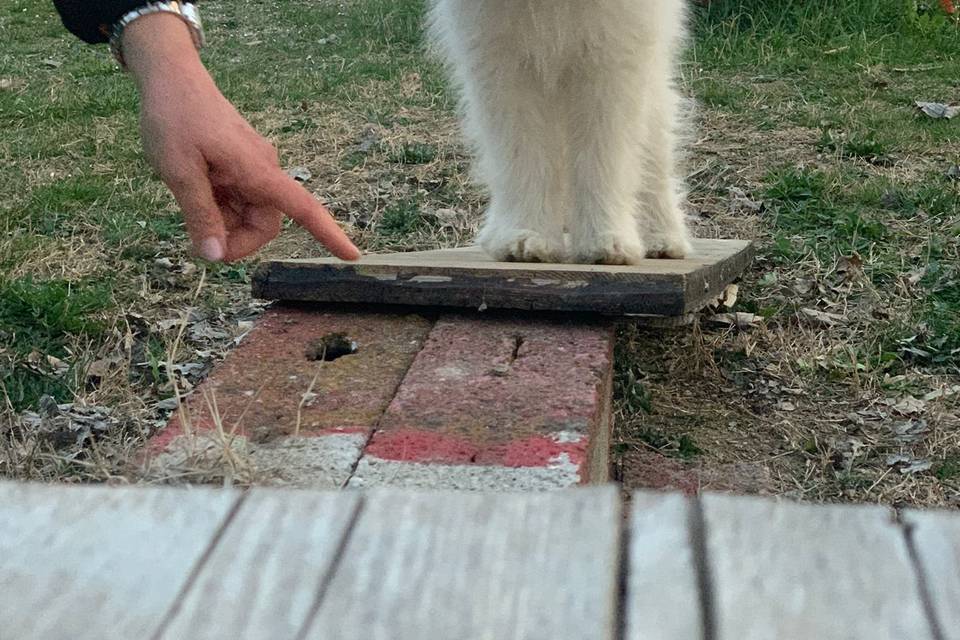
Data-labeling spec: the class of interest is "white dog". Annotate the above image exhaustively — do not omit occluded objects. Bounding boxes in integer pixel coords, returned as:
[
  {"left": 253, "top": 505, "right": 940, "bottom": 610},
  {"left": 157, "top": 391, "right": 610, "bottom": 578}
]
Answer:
[{"left": 428, "top": 0, "right": 692, "bottom": 264}]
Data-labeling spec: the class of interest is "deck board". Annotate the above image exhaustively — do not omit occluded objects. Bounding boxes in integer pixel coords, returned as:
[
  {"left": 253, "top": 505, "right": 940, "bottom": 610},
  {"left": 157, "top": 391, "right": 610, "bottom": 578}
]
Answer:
[
  {"left": 702, "top": 495, "right": 934, "bottom": 640},
  {"left": 0, "top": 483, "right": 239, "bottom": 640},
  {"left": 903, "top": 509, "right": 960, "bottom": 640},
  {"left": 624, "top": 493, "right": 703, "bottom": 640},
  {"left": 2, "top": 482, "right": 958, "bottom": 640},
  {"left": 156, "top": 489, "right": 362, "bottom": 640},
  {"left": 252, "top": 238, "right": 754, "bottom": 316},
  {"left": 301, "top": 486, "right": 622, "bottom": 640}
]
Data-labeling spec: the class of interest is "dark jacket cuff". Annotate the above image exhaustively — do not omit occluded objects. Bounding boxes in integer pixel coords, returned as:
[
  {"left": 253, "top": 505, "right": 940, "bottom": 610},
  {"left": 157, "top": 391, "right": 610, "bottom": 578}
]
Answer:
[{"left": 52, "top": 1, "right": 194, "bottom": 44}]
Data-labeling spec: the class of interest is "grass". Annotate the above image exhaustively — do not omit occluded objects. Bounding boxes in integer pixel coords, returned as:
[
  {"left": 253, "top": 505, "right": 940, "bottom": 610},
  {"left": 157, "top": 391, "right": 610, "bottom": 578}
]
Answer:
[
  {"left": 2, "top": 0, "right": 959, "bottom": 502},
  {"left": 615, "top": 0, "right": 960, "bottom": 504}
]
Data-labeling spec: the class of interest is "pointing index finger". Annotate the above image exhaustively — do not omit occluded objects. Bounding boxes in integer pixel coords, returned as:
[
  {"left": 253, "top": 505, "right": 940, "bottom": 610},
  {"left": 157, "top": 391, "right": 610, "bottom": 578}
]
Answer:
[{"left": 258, "top": 171, "right": 361, "bottom": 261}]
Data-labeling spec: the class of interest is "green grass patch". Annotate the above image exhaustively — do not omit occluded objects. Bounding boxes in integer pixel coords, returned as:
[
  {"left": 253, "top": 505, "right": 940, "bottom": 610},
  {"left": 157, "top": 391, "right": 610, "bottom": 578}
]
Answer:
[
  {"left": 387, "top": 142, "right": 438, "bottom": 165},
  {"left": 379, "top": 199, "right": 431, "bottom": 236},
  {"left": 935, "top": 456, "right": 960, "bottom": 482},
  {"left": 0, "top": 277, "right": 113, "bottom": 410},
  {"left": 764, "top": 166, "right": 890, "bottom": 260}
]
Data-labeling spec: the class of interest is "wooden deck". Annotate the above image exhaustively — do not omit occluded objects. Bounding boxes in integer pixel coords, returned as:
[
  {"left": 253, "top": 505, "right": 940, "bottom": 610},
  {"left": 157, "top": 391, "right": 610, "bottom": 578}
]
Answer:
[
  {"left": 252, "top": 238, "right": 754, "bottom": 316},
  {"left": 1, "top": 482, "right": 956, "bottom": 640}
]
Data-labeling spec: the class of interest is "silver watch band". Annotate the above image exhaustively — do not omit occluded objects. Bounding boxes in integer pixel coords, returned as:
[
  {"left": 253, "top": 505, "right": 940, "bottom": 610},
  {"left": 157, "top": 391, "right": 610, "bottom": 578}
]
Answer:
[{"left": 109, "top": 1, "right": 205, "bottom": 70}]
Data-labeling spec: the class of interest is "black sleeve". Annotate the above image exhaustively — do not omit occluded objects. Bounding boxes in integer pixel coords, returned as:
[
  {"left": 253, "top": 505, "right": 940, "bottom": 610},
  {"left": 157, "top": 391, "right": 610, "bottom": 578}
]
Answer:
[{"left": 52, "top": 0, "right": 186, "bottom": 44}]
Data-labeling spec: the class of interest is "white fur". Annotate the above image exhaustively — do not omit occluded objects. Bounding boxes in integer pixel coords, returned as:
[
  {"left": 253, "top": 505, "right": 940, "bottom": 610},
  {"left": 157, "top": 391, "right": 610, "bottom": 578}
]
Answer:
[{"left": 428, "top": 0, "right": 693, "bottom": 264}]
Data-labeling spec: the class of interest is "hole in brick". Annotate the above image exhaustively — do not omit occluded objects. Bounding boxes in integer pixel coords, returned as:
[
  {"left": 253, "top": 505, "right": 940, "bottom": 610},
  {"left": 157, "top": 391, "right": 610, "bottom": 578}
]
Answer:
[
  {"left": 510, "top": 335, "right": 525, "bottom": 363},
  {"left": 305, "top": 333, "right": 358, "bottom": 362}
]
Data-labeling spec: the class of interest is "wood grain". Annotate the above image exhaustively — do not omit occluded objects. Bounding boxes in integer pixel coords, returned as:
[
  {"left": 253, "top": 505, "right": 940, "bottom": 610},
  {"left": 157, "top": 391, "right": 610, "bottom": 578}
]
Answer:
[
  {"left": 301, "top": 486, "right": 622, "bottom": 640},
  {"left": 157, "top": 488, "right": 361, "bottom": 640},
  {"left": 253, "top": 238, "right": 753, "bottom": 316},
  {"left": 0, "top": 482, "right": 239, "bottom": 640},
  {"left": 903, "top": 509, "right": 960, "bottom": 640},
  {"left": 702, "top": 495, "right": 934, "bottom": 640},
  {"left": 625, "top": 493, "right": 703, "bottom": 640}
]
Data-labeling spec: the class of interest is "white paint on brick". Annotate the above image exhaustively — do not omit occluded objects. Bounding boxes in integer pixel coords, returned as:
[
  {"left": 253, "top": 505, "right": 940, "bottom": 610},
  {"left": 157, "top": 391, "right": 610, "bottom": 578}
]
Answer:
[
  {"left": 347, "top": 453, "right": 581, "bottom": 491},
  {"left": 552, "top": 431, "right": 584, "bottom": 444},
  {"left": 145, "top": 433, "right": 367, "bottom": 489}
]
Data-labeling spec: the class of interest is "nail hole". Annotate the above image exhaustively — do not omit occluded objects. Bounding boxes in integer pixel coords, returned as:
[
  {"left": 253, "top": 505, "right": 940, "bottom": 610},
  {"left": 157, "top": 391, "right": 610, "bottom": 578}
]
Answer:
[{"left": 305, "top": 333, "right": 358, "bottom": 362}]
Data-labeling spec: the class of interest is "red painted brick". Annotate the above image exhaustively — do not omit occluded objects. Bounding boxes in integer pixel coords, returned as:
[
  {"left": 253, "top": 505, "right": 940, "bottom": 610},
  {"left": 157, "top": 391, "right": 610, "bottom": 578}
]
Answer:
[
  {"left": 350, "top": 315, "right": 616, "bottom": 489},
  {"left": 145, "top": 308, "right": 617, "bottom": 491},
  {"left": 144, "top": 307, "right": 434, "bottom": 487}
]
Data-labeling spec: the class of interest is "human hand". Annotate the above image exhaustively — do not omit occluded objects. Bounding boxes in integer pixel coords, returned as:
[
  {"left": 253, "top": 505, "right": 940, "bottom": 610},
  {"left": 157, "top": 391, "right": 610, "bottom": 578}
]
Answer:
[{"left": 122, "top": 13, "right": 360, "bottom": 262}]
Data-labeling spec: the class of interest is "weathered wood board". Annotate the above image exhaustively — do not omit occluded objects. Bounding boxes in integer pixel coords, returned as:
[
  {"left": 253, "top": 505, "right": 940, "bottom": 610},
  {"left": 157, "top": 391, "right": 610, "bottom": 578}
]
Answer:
[
  {"left": 303, "top": 486, "right": 622, "bottom": 640},
  {"left": 0, "top": 482, "right": 239, "bottom": 640},
  {"left": 156, "top": 489, "right": 362, "bottom": 640},
  {"left": 701, "top": 495, "right": 934, "bottom": 640},
  {"left": 4, "top": 482, "right": 957, "bottom": 640},
  {"left": 625, "top": 493, "right": 703, "bottom": 640},
  {"left": 903, "top": 509, "right": 960, "bottom": 640},
  {"left": 253, "top": 238, "right": 754, "bottom": 316}
]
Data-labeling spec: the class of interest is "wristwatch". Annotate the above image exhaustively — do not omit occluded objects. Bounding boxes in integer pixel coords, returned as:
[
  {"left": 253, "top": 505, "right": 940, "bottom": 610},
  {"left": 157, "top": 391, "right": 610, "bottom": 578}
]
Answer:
[{"left": 109, "top": 1, "right": 205, "bottom": 69}]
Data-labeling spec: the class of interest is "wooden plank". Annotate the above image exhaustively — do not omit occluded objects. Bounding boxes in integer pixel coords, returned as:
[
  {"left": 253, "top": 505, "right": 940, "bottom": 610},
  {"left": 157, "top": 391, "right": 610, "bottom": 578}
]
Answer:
[
  {"left": 157, "top": 489, "right": 361, "bottom": 640},
  {"left": 625, "top": 493, "right": 703, "bottom": 640},
  {"left": 702, "top": 495, "right": 934, "bottom": 640},
  {"left": 0, "top": 482, "right": 239, "bottom": 640},
  {"left": 253, "top": 238, "right": 754, "bottom": 316},
  {"left": 301, "top": 486, "right": 621, "bottom": 640},
  {"left": 902, "top": 509, "right": 960, "bottom": 640}
]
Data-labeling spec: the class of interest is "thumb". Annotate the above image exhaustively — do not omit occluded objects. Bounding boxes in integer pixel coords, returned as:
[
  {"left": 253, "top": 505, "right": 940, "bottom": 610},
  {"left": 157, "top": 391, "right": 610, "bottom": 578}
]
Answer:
[{"left": 165, "top": 168, "right": 228, "bottom": 262}]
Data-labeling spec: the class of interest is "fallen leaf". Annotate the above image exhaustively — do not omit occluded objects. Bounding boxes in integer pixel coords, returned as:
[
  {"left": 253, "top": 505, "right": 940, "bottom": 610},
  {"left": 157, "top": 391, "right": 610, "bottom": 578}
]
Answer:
[
  {"left": 800, "top": 307, "right": 845, "bottom": 327},
  {"left": 286, "top": 166, "right": 312, "bottom": 182},
  {"left": 757, "top": 272, "right": 779, "bottom": 288},
  {"left": 708, "top": 312, "right": 762, "bottom": 329},
  {"left": 904, "top": 268, "right": 926, "bottom": 286},
  {"left": 903, "top": 460, "right": 933, "bottom": 474},
  {"left": 719, "top": 284, "right": 739, "bottom": 309},
  {"left": 836, "top": 254, "right": 863, "bottom": 278},
  {"left": 916, "top": 101, "right": 959, "bottom": 119},
  {"left": 188, "top": 321, "right": 231, "bottom": 342},
  {"left": 886, "top": 454, "right": 932, "bottom": 474},
  {"left": 357, "top": 126, "right": 381, "bottom": 153},
  {"left": 155, "top": 397, "right": 181, "bottom": 411},
  {"left": 727, "top": 187, "right": 764, "bottom": 213},
  {"left": 889, "top": 395, "right": 927, "bottom": 416},
  {"left": 86, "top": 357, "right": 119, "bottom": 379},
  {"left": 18, "top": 396, "right": 119, "bottom": 448},
  {"left": 40, "top": 58, "right": 62, "bottom": 68},
  {"left": 923, "top": 385, "right": 960, "bottom": 401},
  {"left": 947, "top": 165, "right": 960, "bottom": 181},
  {"left": 892, "top": 419, "right": 929, "bottom": 444}
]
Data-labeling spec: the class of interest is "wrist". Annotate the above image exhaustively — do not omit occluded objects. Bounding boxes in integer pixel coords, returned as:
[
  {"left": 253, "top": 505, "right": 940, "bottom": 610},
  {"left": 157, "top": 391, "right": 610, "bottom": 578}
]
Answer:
[{"left": 123, "top": 12, "right": 207, "bottom": 87}]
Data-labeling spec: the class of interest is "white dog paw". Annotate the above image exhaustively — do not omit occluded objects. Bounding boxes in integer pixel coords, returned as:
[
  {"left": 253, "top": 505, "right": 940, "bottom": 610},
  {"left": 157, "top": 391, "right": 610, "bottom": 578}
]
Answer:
[
  {"left": 479, "top": 228, "right": 564, "bottom": 263},
  {"left": 644, "top": 231, "right": 693, "bottom": 259},
  {"left": 570, "top": 233, "right": 647, "bottom": 265}
]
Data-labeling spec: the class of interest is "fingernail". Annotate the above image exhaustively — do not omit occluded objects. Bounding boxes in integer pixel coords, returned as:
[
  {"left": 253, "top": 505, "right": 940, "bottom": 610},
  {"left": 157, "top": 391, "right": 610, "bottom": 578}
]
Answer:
[{"left": 199, "top": 238, "right": 224, "bottom": 261}]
